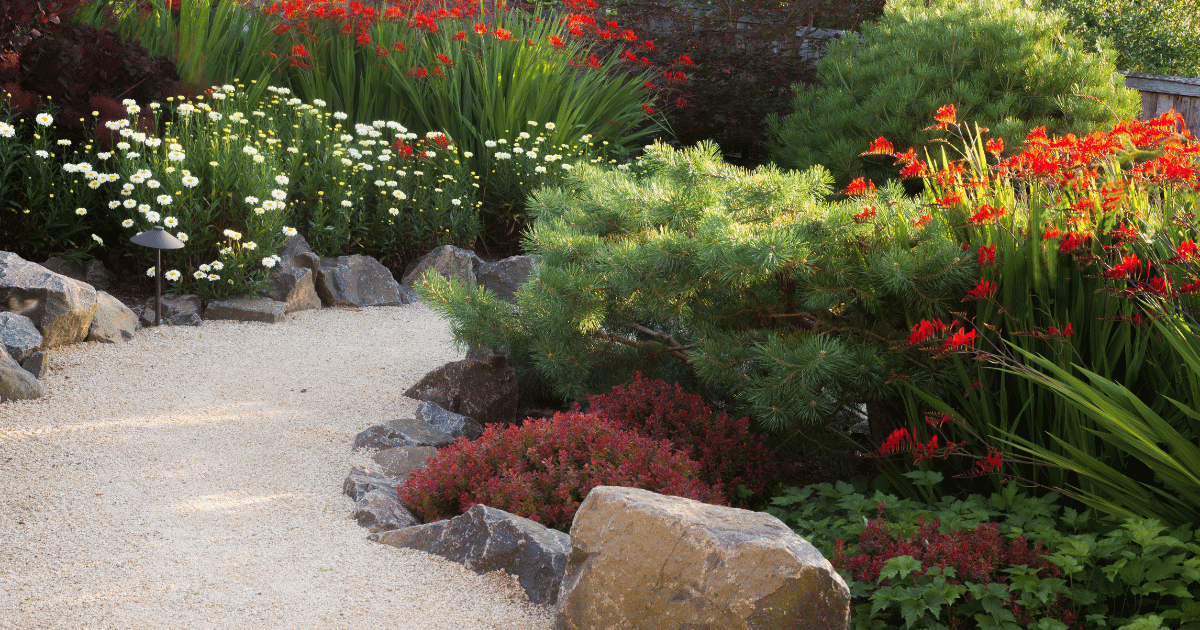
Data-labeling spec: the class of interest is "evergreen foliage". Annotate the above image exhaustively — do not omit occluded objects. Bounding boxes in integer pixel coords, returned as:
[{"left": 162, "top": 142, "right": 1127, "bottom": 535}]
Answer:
[
  {"left": 1042, "top": 0, "right": 1200, "bottom": 78},
  {"left": 766, "top": 0, "right": 1140, "bottom": 189},
  {"left": 418, "top": 141, "right": 977, "bottom": 432}
]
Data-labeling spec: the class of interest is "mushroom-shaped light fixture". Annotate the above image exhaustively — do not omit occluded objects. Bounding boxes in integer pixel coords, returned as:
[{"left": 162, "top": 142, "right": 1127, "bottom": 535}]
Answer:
[{"left": 130, "top": 226, "right": 186, "bottom": 326}]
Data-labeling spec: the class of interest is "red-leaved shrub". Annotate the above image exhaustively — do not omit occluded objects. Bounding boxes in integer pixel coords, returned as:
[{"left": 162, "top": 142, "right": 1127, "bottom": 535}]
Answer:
[
  {"left": 399, "top": 410, "right": 725, "bottom": 531},
  {"left": 587, "top": 373, "right": 778, "bottom": 505}
]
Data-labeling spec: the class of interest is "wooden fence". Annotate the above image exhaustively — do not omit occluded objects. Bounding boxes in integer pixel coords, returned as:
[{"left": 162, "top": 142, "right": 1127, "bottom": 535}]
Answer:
[{"left": 1122, "top": 72, "right": 1200, "bottom": 129}]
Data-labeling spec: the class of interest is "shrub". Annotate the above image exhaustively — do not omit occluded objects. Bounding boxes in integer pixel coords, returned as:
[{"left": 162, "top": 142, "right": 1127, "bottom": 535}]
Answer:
[
  {"left": 766, "top": 0, "right": 1140, "bottom": 189},
  {"left": 399, "top": 410, "right": 725, "bottom": 531},
  {"left": 586, "top": 372, "right": 778, "bottom": 504},
  {"left": 1043, "top": 0, "right": 1200, "bottom": 78}
]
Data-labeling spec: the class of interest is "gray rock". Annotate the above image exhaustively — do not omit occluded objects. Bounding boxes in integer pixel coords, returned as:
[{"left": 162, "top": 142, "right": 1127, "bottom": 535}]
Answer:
[
  {"left": 204, "top": 297, "right": 289, "bottom": 323},
  {"left": 40, "top": 256, "right": 85, "bottom": 282},
  {"left": 0, "top": 346, "right": 43, "bottom": 401},
  {"left": 0, "top": 251, "right": 99, "bottom": 349},
  {"left": 139, "top": 294, "right": 202, "bottom": 327},
  {"left": 352, "top": 418, "right": 453, "bottom": 451},
  {"left": 21, "top": 351, "right": 46, "bottom": 380},
  {"left": 277, "top": 233, "right": 316, "bottom": 266},
  {"left": 83, "top": 260, "right": 114, "bottom": 291},
  {"left": 343, "top": 465, "right": 403, "bottom": 502},
  {"left": 315, "top": 254, "right": 413, "bottom": 308},
  {"left": 401, "top": 245, "right": 483, "bottom": 291},
  {"left": 555, "top": 487, "right": 851, "bottom": 630},
  {"left": 371, "top": 504, "right": 571, "bottom": 606},
  {"left": 373, "top": 445, "right": 439, "bottom": 480},
  {"left": 353, "top": 489, "right": 420, "bottom": 533},
  {"left": 86, "top": 291, "right": 139, "bottom": 343},
  {"left": 0, "top": 311, "right": 42, "bottom": 362},
  {"left": 415, "top": 400, "right": 484, "bottom": 441},
  {"left": 475, "top": 255, "right": 538, "bottom": 303},
  {"left": 403, "top": 354, "right": 518, "bottom": 427},
  {"left": 258, "top": 264, "right": 321, "bottom": 313}
]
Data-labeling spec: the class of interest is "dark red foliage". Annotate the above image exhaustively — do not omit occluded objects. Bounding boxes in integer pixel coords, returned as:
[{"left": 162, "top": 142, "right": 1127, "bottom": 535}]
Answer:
[
  {"left": 586, "top": 373, "right": 779, "bottom": 505},
  {"left": 399, "top": 410, "right": 725, "bottom": 532},
  {"left": 0, "top": 0, "right": 82, "bottom": 60}
]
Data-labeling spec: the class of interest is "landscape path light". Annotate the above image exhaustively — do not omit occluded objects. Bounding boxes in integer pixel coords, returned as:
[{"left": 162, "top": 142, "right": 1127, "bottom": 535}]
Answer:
[{"left": 130, "top": 225, "right": 185, "bottom": 326}]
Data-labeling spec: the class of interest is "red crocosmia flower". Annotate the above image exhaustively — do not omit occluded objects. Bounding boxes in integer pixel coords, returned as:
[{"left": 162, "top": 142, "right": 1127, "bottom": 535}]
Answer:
[
  {"left": 842, "top": 177, "right": 876, "bottom": 197},
  {"left": 586, "top": 54, "right": 601, "bottom": 69},
  {"left": 1108, "top": 222, "right": 1140, "bottom": 242},
  {"left": 936, "top": 192, "right": 965, "bottom": 207},
  {"left": 942, "top": 327, "right": 977, "bottom": 352},
  {"left": 473, "top": 22, "right": 488, "bottom": 34},
  {"left": 1180, "top": 280, "right": 1200, "bottom": 294},
  {"left": 861, "top": 136, "right": 894, "bottom": 156},
  {"left": 645, "top": 80, "right": 655, "bottom": 90},
  {"left": 433, "top": 67, "right": 445, "bottom": 77},
  {"left": 640, "top": 56, "right": 651, "bottom": 65},
  {"left": 1176, "top": 239, "right": 1199, "bottom": 261},
  {"left": 676, "top": 54, "right": 693, "bottom": 65},
  {"left": 356, "top": 29, "right": 372, "bottom": 46},
  {"left": 1063, "top": 323, "right": 1074, "bottom": 337},
  {"left": 640, "top": 40, "right": 657, "bottom": 51},
  {"left": 607, "top": 19, "right": 620, "bottom": 28},
  {"left": 1043, "top": 226, "right": 1062, "bottom": 240},
  {"left": 968, "top": 204, "right": 1005, "bottom": 224},
  {"left": 963, "top": 279, "right": 997, "bottom": 301},
  {"left": 410, "top": 66, "right": 428, "bottom": 79},
  {"left": 893, "top": 147, "right": 917, "bottom": 164},
  {"left": 392, "top": 41, "right": 407, "bottom": 52},
  {"left": 926, "top": 413, "right": 952, "bottom": 429},
  {"left": 977, "top": 244, "right": 996, "bottom": 266},
  {"left": 908, "top": 318, "right": 947, "bottom": 345},
  {"left": 878, "top": 428, "right": 915, "bottom": 456},
  {"left": 985, "top": 137, "right": 1004, "bottom": 155},
  {"left": 676, "top": 96, "right": 688, "bottom": 107},
  {"left": 899, "top": 160, "right": 927, "bottom": 178},
  {"left": 454, "top": 30, "right": 467, "bottom": 41},
  {"left": 1059, "top": 231, "right": 1089, "bottom": 253},
  {"left": 548, "top": 35, "right": 564, "bottom": 47},
  {"left": 933, "top": 104, "right": 956, "bottom": 128},
  {"left": 292, "top": 44, "right": 311, "bottom": 58},
  {"left": 853, "top": 205, "right": 877, "bottom": 223},
  {"left": 436, "top": 53, "right": 453, "bottom": 65},
  {"left": 913, "top": 213, "right": 932, "bottom": 229},
  {"left": 494, "top": 27, "right": 515, "bottom": 40},
  {"left": 975, "top": 450, "right": 1004, "bottom": 475},
  {"left": 641, "top": 103, "right": 655, "bottom": 115},
  {"left": 621, "top": 50, "right": 638, "bottom": 62},
  {"left": 1027, "top": 126, "right": 1050, "bottom": 145}
]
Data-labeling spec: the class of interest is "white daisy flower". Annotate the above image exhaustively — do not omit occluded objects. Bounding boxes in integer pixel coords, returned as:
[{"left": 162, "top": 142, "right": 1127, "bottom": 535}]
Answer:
[
  {"left": 275, "top": 174, "right": 289, "bottom": 185},
  {"left": 165, "top": 270, "right": 181, "bottom": 282},
  {"left": 182, "top": 175, "right": 199, "bottom": 187},
  {"left": 388, "top": 207, "right": 400, "bottom": 216},
  {"left": 109, "top": 201, "right": 121, "bottom": 209},
  {"left": 451, "top": 198, "right": 461, "bottom": 206},
  {"left": 494, "top": 152, "right": 511, "bottom": 160},
  {"left": 392, "top": 190, "right": 407, "bottom": 200},
  {"left": 244, "top": 242, "right": 257, "bottom": 250},
  {"left": 164, "top": 216, "right": 178, "bottom": 227},
  {"left": 96, "top": 152, "right": 112, "bottom": 159},
  {"left": 193, "top": 270, "right": 206, "bottom": 279},
  {"left": 147, "top": 267, "right": 157, "bottom": 278},
  {"left": 485, "top": 140, "right": 497, "bottom": 148},
  {"left": 271, "top": 189, "right": 286, "bottom": 200},
  {"left": 146, "top": 211, "right": 161, "bottom": 223},
  {"left": 262, "top": 257, "right": 277, "bottom": 268},
  {"left": 282, "top": 226, "right": 298, "bottom": 237},
  {"left": 35, "top": 150, "right": 49, "bottom": 158},
  {"left": 245, "top": 196, "right": 260, "bottom": 205},
  {"left": 208, "top": 273, "right": 220, "bottom": 281},
  {"left": 199, "top": 264, "right": 211, "bottom": 272},
  {"left": 340, "top": 200, "right": 352, "bottom": 207},
  {"left": 544, "top": 122, "right": 555, "bottom": 130},
  {"left": 91, "top": 234, "right": 103, "bottom": 245},
  {"left": 35, "top": 113, "right": 53, "bottom": 126},
  {"left": 75, "top": 208, "right": 87, "bottom": 216},
  {"left": 211, "top": 261, "right": 224, "bottom": 271},
  {"left": 0, "top": 122, "right": 16, "bottom": 137},
  {"left": 157, "top": 194, "right": 172, "bottom": 205},
  {"left": 176, "top": 232, "right": 187, "bottom": 242},
  {"left": 123, "top": 199, "right": 137, "bottom": 209}
]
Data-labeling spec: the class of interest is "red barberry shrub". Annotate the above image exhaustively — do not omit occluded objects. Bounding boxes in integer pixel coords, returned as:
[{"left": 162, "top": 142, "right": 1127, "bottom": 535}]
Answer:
[
  {"left": 835, "top": 515, "right": 1079, "bottom": 628},
  {"left": 585, "top": 373, "right": 778, "bottom": 506},
  {"left": 399, "top": 410, "right": 725, "bottom": 531}
]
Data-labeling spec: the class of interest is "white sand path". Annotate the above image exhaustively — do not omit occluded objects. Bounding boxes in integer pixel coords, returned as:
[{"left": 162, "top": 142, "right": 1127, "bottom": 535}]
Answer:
[{"left": 0, "top": 303, "right": 553, "bottom": 630}]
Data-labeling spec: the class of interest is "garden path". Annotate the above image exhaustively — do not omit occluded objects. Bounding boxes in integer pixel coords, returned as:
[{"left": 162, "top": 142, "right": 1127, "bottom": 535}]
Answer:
[{"left": 0, "top": 303, "right": 553, "bottom": 630}]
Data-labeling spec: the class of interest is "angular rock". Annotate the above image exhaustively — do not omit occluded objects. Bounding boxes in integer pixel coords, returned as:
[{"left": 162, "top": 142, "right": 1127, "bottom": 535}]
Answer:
[
  {"left": 352, "top": 418, "right": 453, "bottom": 451},
  {"left": 353, "top": 488, "right": 420, "bottom": 533},
  {"left": 0, "top": 346, "right": 43, "bottom": 401},
  {"left": 83, "top": 260, "right": 114, "bottom": 291},
  {"left": 277, "top": 233, "right": 316, "bottom": 266},
  {"left": 555, "top": 487, "right": 851, "bottom": 630},
  {"left": 40, "top": 256, "right": 85, "bottom": 282},
  {"left": 86, "top": 291, "right": 139, "bottom": 343},
  {"left": 372, "top": 445, "right": 439, "bottom": 480},
  {"left": 21, "top": 351, "right": 46, "bottom": 380},
  {"left": 315, "top": 254, "right": 413, "bottom": 308},
  {"left": 139, "top": 294, "right": 202, "bottom": 327},
  {"left": 401, "top": 245, "right": 483, "bottom": 291},
  {"left": 203, "top": 297, "right": 289, "bottom": 323},
  {"left": 371, "top": 504, "right": 571, "bottom": 606},
  {"left": 343, "top": 465, "right": 403, "bottom": 502},
  {"left": 475, "top": 255, "right": 538, "bottom": 303},
  {"left": 0, "top": 251, "right": 99, "bottom": 349},
  {"left": 415, "top": 400, "right": 484, "bottom": 441},
  {"left": 0, "top": 311, "right": 42, "bottom": 362},
  {"left": 403, "top": 354, "right": 517, "bottom": 427},
  {"left": 258, "top": 264, "right": 321, "bottom": 313}
]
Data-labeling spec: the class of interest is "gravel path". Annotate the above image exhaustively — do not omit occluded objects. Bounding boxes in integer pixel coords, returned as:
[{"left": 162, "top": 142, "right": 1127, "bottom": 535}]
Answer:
[{"left": 0, "top": 303, "right": 554, "bottom": 630}]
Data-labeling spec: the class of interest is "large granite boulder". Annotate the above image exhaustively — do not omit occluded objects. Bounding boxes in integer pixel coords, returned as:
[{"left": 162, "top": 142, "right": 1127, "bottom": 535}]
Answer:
[
  {"left": 370, "top": 504, "right": 571, "bottom": 606},
  {"left": 475, "top": 255, "right": 537, "bottom": 303},
  {"left": 373, "top": 445, "right": 439, "bottom": 480},
  {"left": 555, "top": 487, "right": 850, "bottom": 630},
  {"left": 0, "top": 311, "right": 42, "bottom": 362},
  {"left": 352, "top": 418, "right": 453, "bottom": 451},
  {"left": 343, "top": 465, "right": 403, "bottom": 502},
  {"left": 86, "top": 291, "right": 139, "bottom": 343},
  {"left": 401, "top": 245, "right": 483, "bottom": 291},
  {"left": 353, "top": 489, "right": 421, "bottom": 533},
  {"left": 403, "top": 354, "right": 517, "bottom": 427},
  {"left": 0, "top": 251, "right": 99, "bottom": 349},
  {"left": 415, "top": 400, "right": 484, "bottom": 441},
  {"left": 38, "top": 257, "right": 113, "bottom": 291},
  {"left": 315, "top": 254, "right": 415, "bottom": 307},
  {"left": 259, "top": 234, "right": 322, "bottom": 313},
  {"left": 139, "top": 294, "right": 202, "bottom": 327},
  {"left": 39, "top": 256, "right": 84, "bottom": 282},
  {"left": 0, "top": 346, "right": 43, "bottom": 401},
  {"left": 204, "top": 297, "right": 288, "bottom": 323}
]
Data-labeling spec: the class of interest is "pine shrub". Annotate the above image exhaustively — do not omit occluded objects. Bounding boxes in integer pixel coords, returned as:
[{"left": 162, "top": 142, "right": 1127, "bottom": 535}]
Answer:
[
  {"left": 586, "top": 373, "right": 778, "bottom": 504},
  {"left": 766, "top": 0, "right": 1140, "bottom": 189},
  {"left": 399, "top": 410, "right": 725, "bottom": 531}
]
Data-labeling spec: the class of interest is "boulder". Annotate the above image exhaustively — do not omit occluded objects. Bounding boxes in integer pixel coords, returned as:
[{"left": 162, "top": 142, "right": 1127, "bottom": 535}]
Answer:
[
  {"left": 315, "top": 254, "right": 414, "bottom": 308},
  {"left": 372, "top": 445, "right": 439, "bottom": 481},
  {"left": 258, "top": 265, "right": 321, "bottom": 313},
  {"left": 352, "top": 489, "right": 420, "bottom": 533},
  {"left": 555, "top": 487, "right": 851, "bottom": 630},
  {"left": 40, "top": 256, "right": 85, "bottom": 282},
  {"left": 401, "top": 245, "right": 483, "bottom": 291},
  {"left": 352, "top": 418, "right": 453, "bottom": 451},
  {"left": 403, "top": 354, "right": 517, "bottom": 427},
  {"left": 83, "top": 260, "right": 114, "bottom": 291},
  {"left": 277, "top": 233, "right": 316, "bottom": 267},
  {"left": 0, "top": 251, "right": 99, "bottom": 349},
  {"left": 0, "top": 346, "right": 43, "bottom": 401},
  {"left": 370, "top": 504, "right": 571, "bottom": 606},
  {"left": 86, "top": 291, "right": 139, "bottom": 343},
  {"left": 0, "top": 311, "right": 42, "bottom": 362},
  {"left": 415, "top": 400, "right": 484, "bottom": 441},
  {"left": 475, "top": 255, "right": 538, "bottom": 303},
  {"left": 21, "top": 351, "right": 46, "bottom": 380},
  {"left": 343, "top": 465, "right": 403, "bottom": 502},
  {"left": 139, "top": 294, "right": 202, "bottom": 327},
  {"left": 203, "top": 297, "right": 289, "bottom": 324}
]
